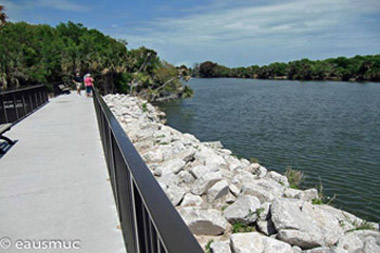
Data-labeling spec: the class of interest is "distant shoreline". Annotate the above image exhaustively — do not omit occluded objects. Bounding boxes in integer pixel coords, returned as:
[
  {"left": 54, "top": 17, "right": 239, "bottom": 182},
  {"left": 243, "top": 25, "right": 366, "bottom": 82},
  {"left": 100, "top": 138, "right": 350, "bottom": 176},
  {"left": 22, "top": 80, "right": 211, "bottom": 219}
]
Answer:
[
  {"left": 190, "top": 54, "right": 380, "bottom": 83},
  {"left": 194, "top": 76, "right": 379, "bottom": 83}
]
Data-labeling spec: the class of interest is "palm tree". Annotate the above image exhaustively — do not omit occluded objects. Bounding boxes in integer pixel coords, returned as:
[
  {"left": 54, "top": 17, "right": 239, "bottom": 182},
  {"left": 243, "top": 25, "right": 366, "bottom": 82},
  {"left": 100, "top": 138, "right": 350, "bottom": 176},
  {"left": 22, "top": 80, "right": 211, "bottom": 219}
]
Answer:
[{"left": 0, "top": 5, "right": 6, "bottom": 28}]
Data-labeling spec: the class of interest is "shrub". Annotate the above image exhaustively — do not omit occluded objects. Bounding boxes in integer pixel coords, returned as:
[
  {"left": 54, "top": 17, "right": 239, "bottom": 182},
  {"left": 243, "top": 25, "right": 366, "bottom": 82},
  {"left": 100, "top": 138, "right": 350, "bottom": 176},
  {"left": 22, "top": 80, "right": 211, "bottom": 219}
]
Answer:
[
  {"left": 284, "top": 166, "right": 304, "bottom": 189},
  {"left": 232, "top": 222, "right": 256, "bottom": 233},
  {"left": 250, "top": 157, "right": 259, "bottom": 163}
]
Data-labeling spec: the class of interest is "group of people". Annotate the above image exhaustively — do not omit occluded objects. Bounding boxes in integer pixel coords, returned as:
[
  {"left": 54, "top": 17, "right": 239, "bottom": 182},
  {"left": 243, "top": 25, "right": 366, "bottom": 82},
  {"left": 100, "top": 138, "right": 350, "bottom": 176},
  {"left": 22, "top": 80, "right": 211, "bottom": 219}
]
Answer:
[{"left": 73, "top": 73, "right": 94, "bottom": 97}]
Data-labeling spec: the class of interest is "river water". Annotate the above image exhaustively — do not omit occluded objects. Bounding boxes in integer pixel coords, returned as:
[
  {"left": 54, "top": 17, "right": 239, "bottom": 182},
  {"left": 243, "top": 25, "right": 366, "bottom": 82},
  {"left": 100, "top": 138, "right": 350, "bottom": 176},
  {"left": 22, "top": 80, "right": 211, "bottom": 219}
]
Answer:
[{"left": 158, "top": 78, "right": 380, "bottom": 222}]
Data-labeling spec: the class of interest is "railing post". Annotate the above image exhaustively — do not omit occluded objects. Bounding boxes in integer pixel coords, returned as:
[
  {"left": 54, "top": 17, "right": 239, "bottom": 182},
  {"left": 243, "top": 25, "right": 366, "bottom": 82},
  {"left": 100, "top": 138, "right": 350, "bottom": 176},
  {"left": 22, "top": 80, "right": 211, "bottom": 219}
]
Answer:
[
  {"left": 0, "top": 95, "right": 8, "bottom": 123},
  {"left": 12, "top": 93, "right": 19, "bottom": 120}
]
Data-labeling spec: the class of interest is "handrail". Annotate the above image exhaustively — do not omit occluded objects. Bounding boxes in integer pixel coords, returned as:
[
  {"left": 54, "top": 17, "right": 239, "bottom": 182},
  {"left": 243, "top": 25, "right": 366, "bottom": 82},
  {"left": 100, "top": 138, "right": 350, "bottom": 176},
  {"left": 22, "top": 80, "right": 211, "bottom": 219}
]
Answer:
[
  {"left": 93, "top": 89, "right": 203, "bottom": 253},
  {"left": 0, "top": 84, "right": 47, "bottom": 95},
  {"left": 0, "top": 85, "right": 49, "bottom": 124}
]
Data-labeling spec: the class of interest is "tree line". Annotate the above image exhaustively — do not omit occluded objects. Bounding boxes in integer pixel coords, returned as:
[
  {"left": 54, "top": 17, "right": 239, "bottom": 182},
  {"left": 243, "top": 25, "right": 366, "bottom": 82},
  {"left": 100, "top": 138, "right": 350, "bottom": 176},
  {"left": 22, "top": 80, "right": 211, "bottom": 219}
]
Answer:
[
  {"left": 0, "top": 6, "right": 191, "bottom": 100},
  {"left": 192, "top": 55, "right": 380, "bottom": 82}
]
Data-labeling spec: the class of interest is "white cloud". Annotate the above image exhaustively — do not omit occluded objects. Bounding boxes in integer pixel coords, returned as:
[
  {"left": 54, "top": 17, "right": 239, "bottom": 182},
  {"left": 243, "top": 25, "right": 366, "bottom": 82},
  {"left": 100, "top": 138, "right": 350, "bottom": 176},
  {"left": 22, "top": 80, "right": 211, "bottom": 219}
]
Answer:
[
  {"left": 111, "top": 0, "right": 379, "bottom": 66},
  {"left": 36, "top": 0, "right": 85, "bottom": 11}
]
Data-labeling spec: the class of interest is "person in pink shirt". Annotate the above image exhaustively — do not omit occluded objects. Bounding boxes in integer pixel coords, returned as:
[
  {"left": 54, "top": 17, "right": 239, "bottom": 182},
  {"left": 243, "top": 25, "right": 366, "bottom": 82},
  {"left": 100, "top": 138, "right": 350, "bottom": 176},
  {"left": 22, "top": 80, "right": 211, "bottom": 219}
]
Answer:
[{"left": 84, "top": 73, "right": 94, "bottom": 97}]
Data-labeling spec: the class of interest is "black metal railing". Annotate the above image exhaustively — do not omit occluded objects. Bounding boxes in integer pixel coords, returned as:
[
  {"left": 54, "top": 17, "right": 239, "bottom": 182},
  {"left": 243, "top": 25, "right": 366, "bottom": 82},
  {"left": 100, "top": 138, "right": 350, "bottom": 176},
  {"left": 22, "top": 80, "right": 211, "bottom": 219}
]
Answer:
[
  {"left": 93, "top": 90, "right": 203, "bottom": 253},
  {"left": 0, "top": 85, "right": 49, "bottom": 124}
]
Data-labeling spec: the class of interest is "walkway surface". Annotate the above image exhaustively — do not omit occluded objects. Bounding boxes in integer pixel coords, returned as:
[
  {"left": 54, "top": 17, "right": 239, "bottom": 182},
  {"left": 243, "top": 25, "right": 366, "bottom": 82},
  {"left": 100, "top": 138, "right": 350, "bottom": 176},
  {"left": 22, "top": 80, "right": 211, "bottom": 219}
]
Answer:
[{"left": 0, "top": 93, "right": 125, "bottom": 252}]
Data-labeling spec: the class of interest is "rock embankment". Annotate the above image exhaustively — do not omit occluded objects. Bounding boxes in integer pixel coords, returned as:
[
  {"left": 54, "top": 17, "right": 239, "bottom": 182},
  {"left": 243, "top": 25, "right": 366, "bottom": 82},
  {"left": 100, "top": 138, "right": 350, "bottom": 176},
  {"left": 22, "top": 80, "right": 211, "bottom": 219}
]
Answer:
[{"left": 104, "top": 94, "right": 380, "bottom": 253}]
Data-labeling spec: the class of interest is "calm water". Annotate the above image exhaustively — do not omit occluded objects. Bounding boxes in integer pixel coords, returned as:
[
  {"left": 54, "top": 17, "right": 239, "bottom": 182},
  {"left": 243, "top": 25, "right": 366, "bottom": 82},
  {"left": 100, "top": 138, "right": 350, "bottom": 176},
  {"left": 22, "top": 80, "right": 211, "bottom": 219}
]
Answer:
[{"left": 158, "top": 78, "right": 380, "bottom": 222}]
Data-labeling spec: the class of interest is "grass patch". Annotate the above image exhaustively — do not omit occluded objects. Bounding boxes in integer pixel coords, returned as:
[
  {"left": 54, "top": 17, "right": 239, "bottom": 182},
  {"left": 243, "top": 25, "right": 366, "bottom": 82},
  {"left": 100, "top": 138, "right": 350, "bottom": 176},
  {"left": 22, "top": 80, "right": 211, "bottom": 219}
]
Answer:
[
  {"left": 141, "top": 103, "right": 148, "bottom": 112},
  {"left": 250, "top": 157, "right": 259, "bottom": 163},
  {"left": 312, "top": 198, "right": 323, "bottom": 205},
  {"left": 232, "top": 222, "right": 256, "bottom": 233},
  {"left": 347, "top": 220, "right": 375, "bottom": 232},
  {"left": 221, "top": 205, "right": 229, "bottom": 212},
  {"left": 205, "top": 240, "right": 213, "bottom": 253},
  {"left": 255, "top": 207, "right": 265, "bottom": 217},
  {"left": 312, "top": 177, "right": 336, "bottom": 205},
  {"left": 284, "top": 166, "right": 304, "bottom": 189}
]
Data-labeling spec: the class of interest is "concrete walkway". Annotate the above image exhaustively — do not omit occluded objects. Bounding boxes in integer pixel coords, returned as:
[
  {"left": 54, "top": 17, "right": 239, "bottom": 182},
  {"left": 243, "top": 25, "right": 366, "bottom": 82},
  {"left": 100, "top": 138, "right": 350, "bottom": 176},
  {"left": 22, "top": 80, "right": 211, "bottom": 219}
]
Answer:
[{"left": 0, "top": 93, "right": 125, "bottom": 252}]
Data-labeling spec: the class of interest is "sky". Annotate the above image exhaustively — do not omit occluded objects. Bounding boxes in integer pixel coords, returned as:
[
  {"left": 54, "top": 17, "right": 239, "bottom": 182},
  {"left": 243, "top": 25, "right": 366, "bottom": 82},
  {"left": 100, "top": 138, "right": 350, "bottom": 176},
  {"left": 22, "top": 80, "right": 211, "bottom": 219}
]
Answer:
[{"left": 1, "top": 0, "right": 379, "bottom": 67}]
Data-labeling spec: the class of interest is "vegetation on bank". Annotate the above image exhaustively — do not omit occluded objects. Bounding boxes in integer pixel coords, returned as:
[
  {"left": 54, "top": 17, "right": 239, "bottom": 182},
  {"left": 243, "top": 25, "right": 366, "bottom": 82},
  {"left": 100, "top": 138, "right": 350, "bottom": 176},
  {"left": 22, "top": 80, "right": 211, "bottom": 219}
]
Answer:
[
  {"left": 0, "top": 6, "right": 192, "bottom": 100},
  {"left": 192, "top": 55, "right": 380, "bottom": 82}
]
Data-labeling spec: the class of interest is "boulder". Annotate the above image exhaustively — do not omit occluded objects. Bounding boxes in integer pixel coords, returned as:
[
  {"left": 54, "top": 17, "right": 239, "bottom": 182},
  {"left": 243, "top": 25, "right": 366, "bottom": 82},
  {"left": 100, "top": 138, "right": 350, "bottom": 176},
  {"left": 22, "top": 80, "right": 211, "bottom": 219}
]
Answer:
[
  {"left": 177, "top": 170, "right": 195, "bottom": 184},
  {"left": 224, "top": 155, "right": 243, "bottom": 170},
  {"left": 180, "top": 193, "right": 203, "bottom": 207},
  {"left": 223, "top": 195, "right": 261, "bottom": 225},
  {"left": 155, "top": 158, "right": 186, "bottom": 175},
  {"left": 178, "top": 207, "right": 228, "bottom": 236},
  {"left": 210, "top": 240, "right": 231, "bottom": 253},
  {"left": 241, "top": 178, "right": 283, "bottom": 203},
  {"left": 190, "top": 165, "right": 212, "bottom": 179},
  {"left": 247, "top": 163, "right": 267, "bottom": 177},
  {"left": 195, "top": 148, "right": 228, "bottom": 170},
  {"left": 335, "top": 230, "right": 380, "bottom": 253},
  {"left": 302, "top": 247, "right": 334, "bottom": 253},
  {"left": 203, "top": 141, "right": 224, "bottom": 150},
  {"left": 207, "top": 180, "right": 229, "bottom": 202},
  {"left": 230, "top": 232, "right": 293, "bottom": 253},
  {"left": 229, "top": 184, "right": 241, "bottom": 197},
  {"left": 283, "top": 188, "right": 319, "bottom": 202},
  {"left": 142, "top": 149, "right": 163, "bottom": 163},
  {"left": 166, "top": 184, "right": 186, "bottom": 206},
  {"left": 271, "top": 198, "right": 346, "bottom": 249},
  {"left": 257, "top": 219, "right": 277, "bottom": 236},
  {"left": 292, "top": 246, "right": 302, "bottom": 253},
  {"left": 191, "top": 172, "right": 222, "bottom": 195},
  {"left": 266, "top": 171, "right": 289, "bottom": 188}
]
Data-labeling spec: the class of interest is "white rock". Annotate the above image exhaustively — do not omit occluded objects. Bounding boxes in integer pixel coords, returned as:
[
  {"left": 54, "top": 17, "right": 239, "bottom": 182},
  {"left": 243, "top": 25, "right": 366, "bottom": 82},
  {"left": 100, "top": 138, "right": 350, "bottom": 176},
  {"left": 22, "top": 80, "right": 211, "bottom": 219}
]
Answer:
[
  {"left": 177, "top": 170, "right": 195, "bottom": 184},
  {"left": 292, "top": 246, "right": 302, "bottom": 253},
  {"left": 335, "top": 230, "right": 380, "bottom": 253},
  {"left": 302, "top": 247, "right": 334, "bottom": 253},
  {"left": 190, "top": 165, "right": 211, "bottom": 179},
  {"left": 233, "top": 170, "right": 257, "bottom": 186},
  {"left": 178, "top": 207, "right": 228, "bottom": 236},
  {"left": 257, "top": 202, "right": 272, "bottom": 221},
  {"left": 224, "top": 195, "right": 261, "bottom": 225},
  {"left": 247, "top": 163, "right": 267, "bottom": 177},
  {"left": 224, "top": 155, "right": 243, "bottom": 170},
  {"left": 240, "top": 158, "right": 250, "bottom": 167},
  {"left": 171, "top": 147, "right": 196, "bottom": 163},
  {"left": 180, "top": 193, "right": 203, "bottom": 207},
  {"left": 229, "top": 184, "right": 241, "bottom": 197},
  {"left": 156, "top": 158, "right": 186, "bottom": 175},
  {"left": 266, "top": 171, "right": 289, "bottom": 188},
  {"left": 230, "top": 232, "right": 293, "bottom": 253},
  {"left": 142, "top": 149, "right": 163, "bottom": 163},
  {"left": 210, "top": 240, "right": 231, "bottom": 253},
  {"left": 225, "top": 192, "right": 236, "bottom": 204},
  {"left": 195, "top": 148, "right": 228, "bottom": 170},
  {"left": 191, "top": 172, "right": 222, "bottom": 195},
  {"left": 203, "top": 141, "right": 224, "bottom": 150},
  {"left": 241, "top": 178, "right": 283, "bottom": 203},
  {"left": 207, "top": 180, "right": 229, "bottom": 202},
  {"left": 271, "top": 198, "right": 346, "bottom": 249},
  {"left": 167, "top": 184, "right": 186, "bottom": 206},
  {"left": 283, "top": 188, "right": 319, "bottom": 202},
  {"left": 256, "top": 219, "right": 277, "bottom": 236}
]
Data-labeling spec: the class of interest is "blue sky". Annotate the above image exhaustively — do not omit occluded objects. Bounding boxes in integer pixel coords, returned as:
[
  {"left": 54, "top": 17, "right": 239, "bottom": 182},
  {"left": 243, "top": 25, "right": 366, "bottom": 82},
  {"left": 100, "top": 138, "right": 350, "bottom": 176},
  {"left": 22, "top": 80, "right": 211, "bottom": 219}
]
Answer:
[{"left": 1, "top": 0, "right": 379, "bottom": 67}]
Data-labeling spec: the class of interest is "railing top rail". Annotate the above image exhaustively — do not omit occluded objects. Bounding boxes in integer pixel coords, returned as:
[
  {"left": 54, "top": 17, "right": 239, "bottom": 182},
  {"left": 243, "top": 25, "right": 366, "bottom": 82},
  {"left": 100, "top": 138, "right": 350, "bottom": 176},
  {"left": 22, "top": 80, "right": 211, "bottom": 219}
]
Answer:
[
  {"left": 94, "top": 89, "right": 203, "bottom": 253},
  {"left": 0, "top": 84, "right": 46, "bottom": 95}
]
